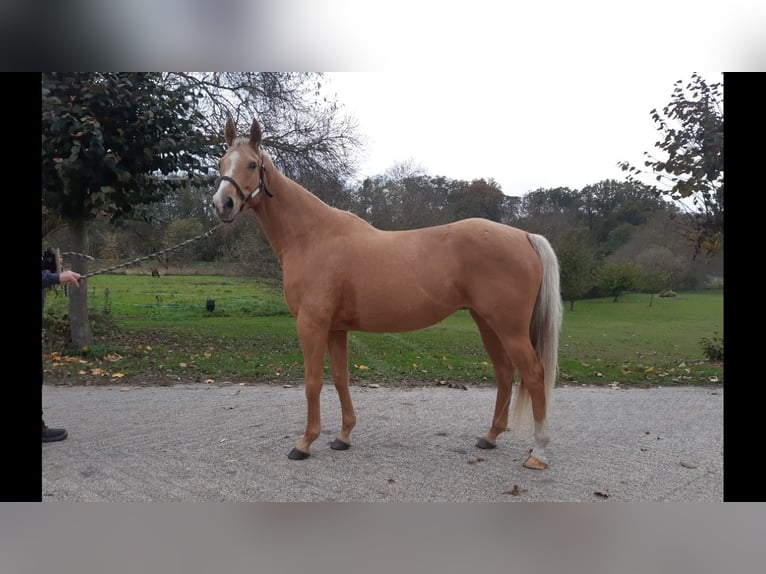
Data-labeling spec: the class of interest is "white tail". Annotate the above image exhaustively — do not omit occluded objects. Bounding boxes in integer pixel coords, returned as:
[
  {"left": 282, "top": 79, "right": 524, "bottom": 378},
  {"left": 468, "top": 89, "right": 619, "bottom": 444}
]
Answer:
[{"left": 511, "top": 233, "right": 563, "bottom": 433}]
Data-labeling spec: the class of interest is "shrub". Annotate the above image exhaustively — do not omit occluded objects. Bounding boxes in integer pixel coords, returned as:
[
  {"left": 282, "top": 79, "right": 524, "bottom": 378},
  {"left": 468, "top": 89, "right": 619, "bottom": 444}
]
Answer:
[
  {"left": 42, "top": 310, "right": 72, "bottom": 351},
  {"left": 699, "top": 333, "right": 723, "bottom": 361}
]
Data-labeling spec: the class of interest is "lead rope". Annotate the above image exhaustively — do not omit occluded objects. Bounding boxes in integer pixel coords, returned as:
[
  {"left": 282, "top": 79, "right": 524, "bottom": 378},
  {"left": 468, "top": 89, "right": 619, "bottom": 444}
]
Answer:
[{"left": 63, "top": 223, "right": 223, "bottom": 279}]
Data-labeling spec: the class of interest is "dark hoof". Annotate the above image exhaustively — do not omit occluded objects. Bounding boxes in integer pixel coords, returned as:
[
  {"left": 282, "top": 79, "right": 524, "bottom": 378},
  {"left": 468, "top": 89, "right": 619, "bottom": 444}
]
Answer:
[
  {"left": 475, "top": 437, "right": 497, "bottom": 450},
  {"left": 330, "top": 438, "right": 351, "bottom": 451},
  {"left": 287, "top": 447, "right": 310, "bottom": 460}
]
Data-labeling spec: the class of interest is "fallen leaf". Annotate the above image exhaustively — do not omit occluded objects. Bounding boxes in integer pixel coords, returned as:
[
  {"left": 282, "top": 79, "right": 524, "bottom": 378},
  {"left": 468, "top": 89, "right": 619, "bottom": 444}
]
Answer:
[
  {"left": 111, "top": 373, "right": 125, "bottom": 378},
  {"left": 594, "top": 489, "right": 609, "bottom": 498},
  {"left": 205, "top": 379, "right": 215, "bottom": 384},
  {"left": 229, "top": 389, "right": 241, "bottom": 396},
  {"left": 680, "top": 461, "right": 698, "bottom": 469},
  {"left": 503, "top": 484, "right": 528, "bottom": 496}
]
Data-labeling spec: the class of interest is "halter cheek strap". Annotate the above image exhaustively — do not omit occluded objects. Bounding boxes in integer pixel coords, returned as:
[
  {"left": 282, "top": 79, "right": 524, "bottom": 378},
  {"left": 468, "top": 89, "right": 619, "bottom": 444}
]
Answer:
[{"left": 219, "top": 161, "right": 273, "bottom": 207}]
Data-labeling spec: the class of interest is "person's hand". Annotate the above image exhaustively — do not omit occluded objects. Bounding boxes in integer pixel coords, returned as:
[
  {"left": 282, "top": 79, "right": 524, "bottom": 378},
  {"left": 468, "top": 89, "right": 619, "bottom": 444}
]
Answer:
[{"left": 59, "top": 270, "right": 82, "bottom": 287}]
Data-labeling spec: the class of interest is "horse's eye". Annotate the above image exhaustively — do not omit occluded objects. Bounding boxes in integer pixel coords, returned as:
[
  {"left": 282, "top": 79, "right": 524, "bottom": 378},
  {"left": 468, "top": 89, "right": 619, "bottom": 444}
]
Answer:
[{"left": 249, "top": 161, "right": 257, "bottom": 170}]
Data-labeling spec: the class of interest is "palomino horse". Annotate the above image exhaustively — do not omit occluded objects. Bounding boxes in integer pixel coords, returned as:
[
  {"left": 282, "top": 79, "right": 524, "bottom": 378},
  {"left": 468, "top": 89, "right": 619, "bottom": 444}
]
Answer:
[{"left": 212, "top": 118, "right": 562, "bottom": 470}]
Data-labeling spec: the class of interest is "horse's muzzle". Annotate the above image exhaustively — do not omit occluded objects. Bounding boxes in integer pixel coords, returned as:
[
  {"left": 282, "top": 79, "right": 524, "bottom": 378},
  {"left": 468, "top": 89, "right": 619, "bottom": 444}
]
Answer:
[{"left": 212, "top": 189, "right": 238, "bottom": 222}]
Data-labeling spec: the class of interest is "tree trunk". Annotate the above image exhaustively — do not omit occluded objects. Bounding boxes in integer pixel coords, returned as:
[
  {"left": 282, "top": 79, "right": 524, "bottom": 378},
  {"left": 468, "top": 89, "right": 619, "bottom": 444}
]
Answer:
[{"left": 67, "top": 219, "right": 93, "bottom": 347}]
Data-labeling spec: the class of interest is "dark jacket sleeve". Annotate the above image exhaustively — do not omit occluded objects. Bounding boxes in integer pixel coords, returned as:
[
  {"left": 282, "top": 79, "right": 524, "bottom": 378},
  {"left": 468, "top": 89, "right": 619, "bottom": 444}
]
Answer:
[{"left": 42, "top": 270, "right": 60, "bottom": 290}]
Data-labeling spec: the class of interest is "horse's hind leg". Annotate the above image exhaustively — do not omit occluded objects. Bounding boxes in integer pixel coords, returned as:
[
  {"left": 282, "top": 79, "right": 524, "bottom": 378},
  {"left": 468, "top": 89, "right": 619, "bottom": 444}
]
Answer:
[
  {"left": 470, "top": 311, "right": 515, "bottom": 450},
  {"left": 502, "top": 337, "right": 549, "bottom": 470},
  {"left": 327, "top": 330, "right": 356, "bottom": 450}
]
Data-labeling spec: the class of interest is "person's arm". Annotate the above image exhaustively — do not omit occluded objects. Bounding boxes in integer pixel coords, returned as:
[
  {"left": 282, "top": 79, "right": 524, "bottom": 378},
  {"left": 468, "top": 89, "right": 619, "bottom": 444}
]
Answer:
[
  {"left": 42, "top": 269, "right": 59, "bottom": 290},
  {"left": 42, "top": 269, "right": 82, "bottom": 289}
]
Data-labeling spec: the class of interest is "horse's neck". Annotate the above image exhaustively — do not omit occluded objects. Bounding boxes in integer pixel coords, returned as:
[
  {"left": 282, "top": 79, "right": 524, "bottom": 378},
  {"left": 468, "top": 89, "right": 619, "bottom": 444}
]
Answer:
[{"left": 253, "top": 160, "right": 336, "bottom": 261}]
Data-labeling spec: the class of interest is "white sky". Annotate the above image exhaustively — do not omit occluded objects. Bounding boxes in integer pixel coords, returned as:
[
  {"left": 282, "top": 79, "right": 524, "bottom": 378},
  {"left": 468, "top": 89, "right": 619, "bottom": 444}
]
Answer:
[{"left": 323, "top": 71, "right": 724, "bottom": 197}]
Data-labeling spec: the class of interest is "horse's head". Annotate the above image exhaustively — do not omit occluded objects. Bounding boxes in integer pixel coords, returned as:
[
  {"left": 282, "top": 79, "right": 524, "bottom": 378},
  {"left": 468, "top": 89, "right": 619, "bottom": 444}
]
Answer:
[{"left": 212, "top": 118, "right": 269, "bottom": 222}]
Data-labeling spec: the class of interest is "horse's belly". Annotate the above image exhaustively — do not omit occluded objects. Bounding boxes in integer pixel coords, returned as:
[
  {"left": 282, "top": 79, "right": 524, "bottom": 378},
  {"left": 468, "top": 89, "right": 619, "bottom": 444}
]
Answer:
[{"left": 334, "top": 290, "right": 459, "bottom": 333}]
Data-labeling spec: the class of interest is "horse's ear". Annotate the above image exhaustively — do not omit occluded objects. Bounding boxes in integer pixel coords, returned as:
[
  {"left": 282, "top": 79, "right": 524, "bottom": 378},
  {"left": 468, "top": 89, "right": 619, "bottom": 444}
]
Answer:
[
  {"left": 224, "top": 117, "right": 236, "bottom": 146},
  {"left": 249, "top": 120, "right": 262, "bottom": 150}
]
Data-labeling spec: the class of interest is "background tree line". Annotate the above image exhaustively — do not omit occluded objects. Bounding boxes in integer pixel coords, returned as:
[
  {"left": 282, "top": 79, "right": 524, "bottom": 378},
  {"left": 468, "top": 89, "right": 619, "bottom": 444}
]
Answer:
[{"left": 42, "top": 72, "right": 723, "bottom": 346}]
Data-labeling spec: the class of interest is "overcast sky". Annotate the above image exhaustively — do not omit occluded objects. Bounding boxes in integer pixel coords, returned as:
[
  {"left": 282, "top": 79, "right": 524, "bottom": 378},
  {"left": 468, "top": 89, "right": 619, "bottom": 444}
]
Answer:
[{"left": 323, "top": 71, "right": 723, "bottom": 197}]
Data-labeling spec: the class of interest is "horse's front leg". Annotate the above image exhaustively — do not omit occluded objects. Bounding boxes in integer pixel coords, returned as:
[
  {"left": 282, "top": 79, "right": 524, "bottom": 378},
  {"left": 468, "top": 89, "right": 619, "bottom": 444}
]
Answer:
[
  {"left": 287, "top": 315, "right": 328, "bottom": 460},
  {"left": 327, "top": 330, "right": 356, "bottom": 450}
]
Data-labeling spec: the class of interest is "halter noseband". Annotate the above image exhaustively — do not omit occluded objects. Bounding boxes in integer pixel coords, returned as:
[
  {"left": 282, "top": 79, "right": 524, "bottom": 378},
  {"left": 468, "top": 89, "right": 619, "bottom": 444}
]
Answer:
[{"left": 219, "top": 159, "right": 273, "bottom": 208}]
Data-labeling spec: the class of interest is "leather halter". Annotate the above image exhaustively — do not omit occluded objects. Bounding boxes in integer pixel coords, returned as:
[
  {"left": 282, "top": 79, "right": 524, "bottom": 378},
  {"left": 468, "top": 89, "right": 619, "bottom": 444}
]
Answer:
[{"left": 218, "top": 159, "right": 272, "bottom": 208}]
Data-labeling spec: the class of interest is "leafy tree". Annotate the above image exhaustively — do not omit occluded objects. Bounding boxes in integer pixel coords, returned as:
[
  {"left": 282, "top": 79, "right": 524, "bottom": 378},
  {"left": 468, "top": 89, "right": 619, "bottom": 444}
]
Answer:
[
  {"left": 518, "top": 186, "right": 586, "bottom": 245},
  {"left": 618, "top": 73, "right": 723, "bottom": 258},
  {"left": 597, "top": 262, "right": 639, "bottom": 302},
  {"left": 395, "top": 175, "right": 453, "bottom": 229},
  {"left": 353, "top": 175, "right": 399, "bottom": 230},
  {"left": 370, "top": 162, "right": 446, "bottom": 230},
  {"left": 579, "top": 179, "right": 666, "bottom": 250},
  {"left": 351, "top": 169, "right": 459, "bottom": 231},
  {"left": 522, "top": 187, "right": 581, "bottom": 217},
  {"left": 635, "top": 246, "right": 688, "bottom": 306},
  {"left": 42, "top": 72, "right": 212, "bottom": 346},
  {"left": 556, "top": 230, "right": 596, "bottom": 311},
  {"left": 500, "top": 194, "right": 523, "bottom": 225},
  {"left": 447, "top": 178, "right": 505, "bottom": 222},
  {"left": 601, "top": 222, "right": 637, "bottom": 258}
]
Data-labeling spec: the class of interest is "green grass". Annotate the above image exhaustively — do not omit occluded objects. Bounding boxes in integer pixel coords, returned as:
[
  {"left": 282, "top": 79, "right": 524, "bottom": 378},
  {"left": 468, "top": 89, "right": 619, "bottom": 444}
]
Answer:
[
  {"left": 559, "top": 291, "right": 723, "bottom": 386},
  {"left": 43, "top": 274, "right": 723, "bottom": 387}
]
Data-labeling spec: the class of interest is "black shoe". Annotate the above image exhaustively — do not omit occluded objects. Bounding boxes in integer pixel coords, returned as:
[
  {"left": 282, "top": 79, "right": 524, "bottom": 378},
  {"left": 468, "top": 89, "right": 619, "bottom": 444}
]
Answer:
[{"left": 42, "top": 425, "right": 68, "bottom": 442}]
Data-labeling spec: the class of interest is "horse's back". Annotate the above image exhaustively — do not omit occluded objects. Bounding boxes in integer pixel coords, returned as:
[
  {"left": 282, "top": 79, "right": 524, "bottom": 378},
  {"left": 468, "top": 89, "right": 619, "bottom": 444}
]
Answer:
[{"left": 417, "top": 218, "right": 542, "bottom": 280}]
